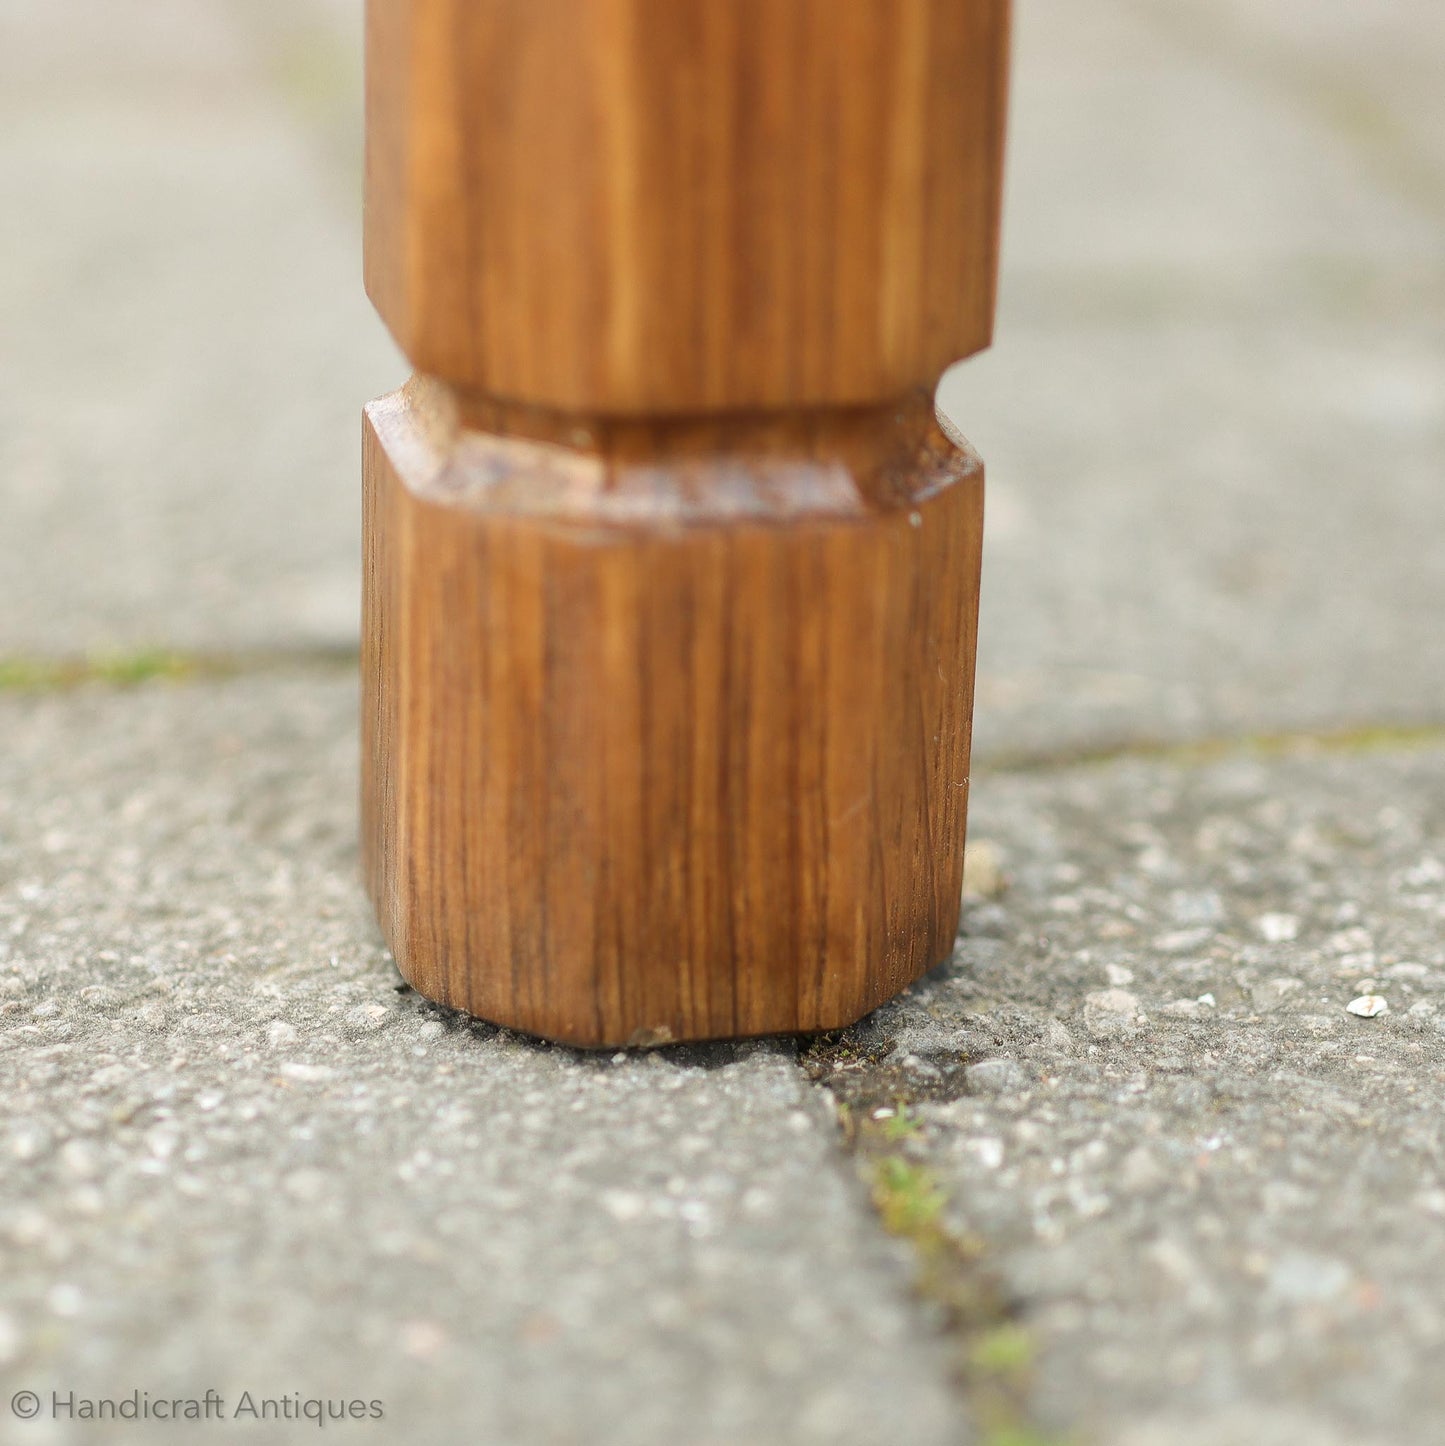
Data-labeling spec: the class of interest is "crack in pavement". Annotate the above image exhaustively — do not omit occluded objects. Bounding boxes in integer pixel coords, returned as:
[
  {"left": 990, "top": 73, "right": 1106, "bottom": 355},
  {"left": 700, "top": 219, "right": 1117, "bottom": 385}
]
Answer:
[{"left": 796, "top": 1033, "right": 1070, "bottom": 1446}]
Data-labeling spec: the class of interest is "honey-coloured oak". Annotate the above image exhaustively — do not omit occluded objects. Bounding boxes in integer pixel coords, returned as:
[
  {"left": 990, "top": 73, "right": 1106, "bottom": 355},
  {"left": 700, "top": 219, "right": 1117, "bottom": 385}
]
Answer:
[
  {"left": 363, "top": 382, "right": 983, "bottom": 1045},
  {"left": 365, "top": 0, "right": 1010, "bottom": 414},
  {"left": 361, "top": 0, "right": 1010, "bottom": 1045}
]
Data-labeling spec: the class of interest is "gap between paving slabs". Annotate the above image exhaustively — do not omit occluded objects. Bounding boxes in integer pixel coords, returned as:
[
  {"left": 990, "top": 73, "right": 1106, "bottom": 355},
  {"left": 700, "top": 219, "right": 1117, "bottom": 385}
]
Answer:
[
  {"left": 798, "top": 1027, "right": 1054, "bottom": 1446},
  {"left": 0, "top": 647, "right": 359, "bottom": 693}
]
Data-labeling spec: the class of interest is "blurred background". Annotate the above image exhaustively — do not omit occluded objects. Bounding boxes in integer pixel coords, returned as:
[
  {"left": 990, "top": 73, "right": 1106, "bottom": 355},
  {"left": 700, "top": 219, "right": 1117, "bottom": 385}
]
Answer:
[{"left": 2, "top": 0, "right": 1442, "bottom": 758}]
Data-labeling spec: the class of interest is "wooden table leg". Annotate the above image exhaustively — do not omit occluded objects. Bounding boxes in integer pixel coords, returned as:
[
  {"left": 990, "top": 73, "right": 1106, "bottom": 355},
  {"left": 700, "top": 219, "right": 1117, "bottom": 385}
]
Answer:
[{"left": 361, "top": 0, "right": 1010, "bottom": 1046}]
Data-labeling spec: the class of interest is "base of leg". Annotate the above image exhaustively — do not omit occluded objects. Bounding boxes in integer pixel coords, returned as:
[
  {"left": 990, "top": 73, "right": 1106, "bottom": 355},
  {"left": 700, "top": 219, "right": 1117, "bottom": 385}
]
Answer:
[{"left": 362, "top": 379, "right": 983, "bottom": 1047}]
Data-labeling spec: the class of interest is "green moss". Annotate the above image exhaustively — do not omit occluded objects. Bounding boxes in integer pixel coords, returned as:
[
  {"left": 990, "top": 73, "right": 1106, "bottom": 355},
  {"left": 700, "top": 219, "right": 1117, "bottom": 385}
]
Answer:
[
  {"left": 880, "top": 1104, "right": 923, "bottom": 1142},
  {"left": 819, "top": 1060, "right": 1067, "bottom": 1446},
  {"left": 970, "top": 1322, "right": 1035, "bottom": 1379},
  {"left": 0, "top": 658, "right": 54, "bottom": 690},
  {"left": 965, "top": 1324, "right": 1078, "bottom": 1446},
  {"left": 0, "top": 646, "right": 358, "bottom": 694},
  {"left": 978, "top": 1426, "right": 1072, "bottom": 1446},
  {"left": 91, "top": 650, "right": 197, "bottom": 685},
  {"left": 871, "top": 1156, "right": 945, "bottom": 1238},
  {"left": 0, "top": 650, "right": 194, "bottom": 691},
  {"left": 983, "top": 720, "right": 1445, "bottom": 774}
]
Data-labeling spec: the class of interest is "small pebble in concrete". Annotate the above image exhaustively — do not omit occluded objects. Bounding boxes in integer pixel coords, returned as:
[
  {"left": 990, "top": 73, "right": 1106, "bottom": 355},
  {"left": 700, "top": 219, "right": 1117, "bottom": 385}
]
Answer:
[
  {"left": 1346, "top": 995, "right": 1389, "bottom": 1018},
  {"left": 1256, "top": 913, "right": 1300, "bottom": 943},
  {"left": 962, "top": 838, "right": 1007, "bottom": 899},
  {"left": 964, "top": 1058, "right": 1029, "bottom": 1096}
]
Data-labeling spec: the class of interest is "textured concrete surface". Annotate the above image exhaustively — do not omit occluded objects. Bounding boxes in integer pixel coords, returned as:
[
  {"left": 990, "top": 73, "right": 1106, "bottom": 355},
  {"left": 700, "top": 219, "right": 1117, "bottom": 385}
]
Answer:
[
  {"left": 0, "top": 677, "right": 961, "bottom": 1446},
  {"left": 3, "top": 0, "right": 1445, "bottom": 1443},
  {"left": 814, "top": 740, "right": 1445, "bottom": 1446},
  {"left": 940, "top": 0, "right": 1445, "bottom": 758},
  {"left": 0, "top": 0, "right": 398, "bottom": 656}
]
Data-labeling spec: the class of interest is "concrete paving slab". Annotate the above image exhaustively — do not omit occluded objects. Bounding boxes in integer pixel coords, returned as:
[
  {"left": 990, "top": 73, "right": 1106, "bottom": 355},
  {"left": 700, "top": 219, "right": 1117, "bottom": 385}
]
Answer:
[
  {"left": 0, "top": 675, "right": 963, "bottom": 1446},
  {"left": 939, "top": 0, "right": 1445, "bottom": 759},
  {"left": 947, "top": 306, "right": 1445, "bottom": 760},
  {"left": 0, "top": 0, "right": 399, "bottom": 657},
  {"left": 995, "top": 0, "right": 1441, "bottom": 281},
  {"left": 1136, "top": 0, "right": 1445, "bottom": 210},
  {"left": 816, "top": 740, "right": 1445, "bottom": 1445}
]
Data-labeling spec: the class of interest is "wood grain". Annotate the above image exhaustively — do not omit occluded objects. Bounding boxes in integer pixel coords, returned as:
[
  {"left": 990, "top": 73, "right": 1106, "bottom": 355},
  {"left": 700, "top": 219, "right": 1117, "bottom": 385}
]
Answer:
[
  {"left": 365, "top": 0, "right": 1010, "bottom": 413},
  {"left": 363, "top": 383, "right": 983, "bottom": 1045},
  {"left": 361, "top": 0, "right": 1008, "bottom": 1043}
]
